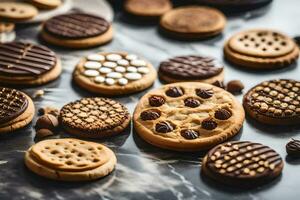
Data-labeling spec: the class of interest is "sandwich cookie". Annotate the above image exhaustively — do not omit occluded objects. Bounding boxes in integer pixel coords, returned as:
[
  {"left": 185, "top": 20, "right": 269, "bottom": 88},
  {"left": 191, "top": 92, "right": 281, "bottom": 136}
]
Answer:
[
  {"left": 133, "top": 82, "right": 245, "bottom": 151},
  {"left": 0, "top": 87, "right": 34, "bottom": 134},
  {"left": 73, "top": 52, "right": 157, "bottom": 95},
  {"left": 0, "top": 42, "right": 61, "bottom": 86},
  {"left": 41, "top": 13, "right": 113, "bottom": 48},
  {"left": 0, "top": 2, "right": 38, "bottom": 22}
]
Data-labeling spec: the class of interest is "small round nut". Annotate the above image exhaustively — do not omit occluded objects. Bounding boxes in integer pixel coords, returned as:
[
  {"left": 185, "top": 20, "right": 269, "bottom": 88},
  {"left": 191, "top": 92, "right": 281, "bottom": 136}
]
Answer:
[
  {"left": 226, "top": 80, "right": 244, "bottom": 94},
  {"left": 35, "top": 129, "right": 54, "bottom": 139},
  {"left": 35, "top": 114, "right": 59, "bottom": 131}
]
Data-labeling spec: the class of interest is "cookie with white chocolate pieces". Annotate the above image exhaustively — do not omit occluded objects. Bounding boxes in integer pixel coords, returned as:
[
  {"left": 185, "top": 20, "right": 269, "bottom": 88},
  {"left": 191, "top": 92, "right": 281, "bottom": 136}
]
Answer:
[
  {"left": 243, "top": 79, "right": 300, "bottom": 125},
  {"left": 59, "top": 97, "right": 131, "bottom": 138},
  {"left": 73, "top": 52, "right": 157, "bottom": 95},
  {"left": 202, "top": 141, "right": 284, "bottom": 187}
]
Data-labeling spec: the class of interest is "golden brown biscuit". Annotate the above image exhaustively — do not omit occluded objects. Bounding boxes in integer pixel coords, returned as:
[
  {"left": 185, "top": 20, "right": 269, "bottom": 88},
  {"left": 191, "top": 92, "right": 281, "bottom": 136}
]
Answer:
[
  {"left": 0, "top": 88, "right": 35, "bottom": 134},
  {"left": 29, "top": 0, "right": 62, "bottom": 9},
  {"left": 73, "top": 52, "right": 157, "bottom": 95},
  {"left": 133, "top": 82, "right": 245, "bottom": 151},
  {"left": 25, "top": 138, "right": 117, "bottom": 181},
  {"left": 0, "top": 2, "right": 38, "bottom": 22}
]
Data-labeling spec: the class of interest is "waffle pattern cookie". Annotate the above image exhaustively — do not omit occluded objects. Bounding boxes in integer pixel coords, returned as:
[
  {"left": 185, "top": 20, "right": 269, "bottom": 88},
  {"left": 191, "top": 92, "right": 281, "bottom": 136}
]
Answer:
[
  {"left": 160, "top": 6, "right": 226, "bottom": 39},
  {"left": 158, "top": 55, "right": 224, "bottom": 84},
  {"left": 243, "top": 79, "right": 300, "bottom": 125},
  {"left": 25, "top": 138, "right": 117, "bottom": 181},
  {"left": 202, "top": 141, "right": 283, "bottom": 187},
  {"left": 0, "top": 87, "right": 34, "bottom": 134},
  {"left": 41, "top": 13, "right": 113, "bottom": 48},
  {"left": 224, "top": 29, "right": 299, "bottom": 69},
  {"left": 0, "top": 42, "right": 61, "bottom": 86},
  {"left": 59, "top": 97, "right": 131, "bottom": 138},
  {"left": 0, "top": 2, "right": 38, "bottom": 22},
  {"left": 133, "top": 82, "right": 245, "bottom": 151},
  {"left": 73, "top": 52, "right": 157, "bottom": 95}
]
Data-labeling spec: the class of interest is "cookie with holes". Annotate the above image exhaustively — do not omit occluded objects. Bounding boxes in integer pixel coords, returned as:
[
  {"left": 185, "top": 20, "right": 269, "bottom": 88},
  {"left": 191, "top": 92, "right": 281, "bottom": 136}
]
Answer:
[
  {"left": 41, "top": 13, "right": 113, "bottom": 48},
  {"left": 59, "top": 97, "right": 131, "bottom": 138},
  {"left": 0, "top": 2, "right": 38, "bottom": 22},
  {"left": 0, "top": 87, "right": 35, "bottom": 134},
  {"left": 160, "top": 6, "right": 226, "bottom": 39},
  {"left": 243, "top": 79, "right": 300, "bottom": 125},
  {"left": 133, "top": 82, "right": 245, "bottom": 151},
  {"left": 29, "top": 0, "right": 62, "bottom": 10},
  {"left": 158, "top": 55, "right": 224, "bottom": 84},
  {"left": 73, "top": 52, "right": 157, "bottom": 95},
  {"left": 0, "top": 42, "right": 61, "bottom": 86},
  {"left": 202, "top": 141, "right": 283, "bottom": 187},
  {"left": 224, "top": 29, "right": 299, "bottom": 69},
  {"left": 25, "top": 138, "right": 117, "bottom": 181}
]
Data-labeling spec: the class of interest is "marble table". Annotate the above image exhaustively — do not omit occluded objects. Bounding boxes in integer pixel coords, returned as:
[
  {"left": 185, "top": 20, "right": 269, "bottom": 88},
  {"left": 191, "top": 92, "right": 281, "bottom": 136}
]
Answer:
[{"left": 0, "top": 0, "right": 300, "bottom": 199}]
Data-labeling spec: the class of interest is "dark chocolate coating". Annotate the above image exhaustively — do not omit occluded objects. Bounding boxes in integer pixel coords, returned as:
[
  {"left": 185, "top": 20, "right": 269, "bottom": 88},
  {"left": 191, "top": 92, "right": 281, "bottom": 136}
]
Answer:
[{"left": 286, "top": 139, "right": 300, "bottom": 157}]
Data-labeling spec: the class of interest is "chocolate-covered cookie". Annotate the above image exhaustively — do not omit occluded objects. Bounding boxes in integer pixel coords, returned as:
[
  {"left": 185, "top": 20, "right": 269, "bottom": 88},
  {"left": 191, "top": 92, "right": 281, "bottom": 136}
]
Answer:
[
  {"left": 0, "top": 42, "right": 61, "bottom": 86},
  {"left": 243, "top": 79, "right": 300, "bottom": 125},
  {"left": 59, "top": 97, "right": 131, "bottom": 138},
  {"left": 41, "top": 13, "right": 113, "bottom": 48},
  {"left": 159, "top": 55, "right": 224, "bottom": 84},
  {"left": 202, "top": 141, "right": 283, "bottom": 187}
]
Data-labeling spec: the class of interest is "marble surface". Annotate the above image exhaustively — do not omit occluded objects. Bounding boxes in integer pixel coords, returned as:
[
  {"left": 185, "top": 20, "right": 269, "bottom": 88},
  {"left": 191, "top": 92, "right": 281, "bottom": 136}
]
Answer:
[{"left": 1, "top": 0, "right": 300, "bottom": 199}]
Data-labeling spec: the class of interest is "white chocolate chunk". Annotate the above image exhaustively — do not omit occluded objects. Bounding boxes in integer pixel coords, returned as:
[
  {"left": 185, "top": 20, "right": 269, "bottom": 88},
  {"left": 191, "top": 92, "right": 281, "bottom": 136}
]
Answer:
[
  {"left": 87, "top": 54, "right": 105, "bottom": 61},
  {"left": 99, "top": 67, "right": 112, "bottom": 74},
  {"left": 126, "top": 54, "right": 138, "bottom": 60},
  {"left": 127, "top": 66, "right": 137, "bottom": 73},
  {"left": 118, "top": 78, "right": 128, "bottom": 85},
  {"left": 137, "top": 67, "right": 149, "bottom": 74},
  {"left": 84, "top": 61, "right": 101, "bottom": 69},
  {"left": 117, "top": 59, "right": 129, "bottom": 66},
  {"left": 124, "top": 72, "right": 142, "bottom": 80},
  {"left": 83, "top": 70, "right": 99, "bottom": 77},
  {"left": 103, "top": 61, "right": 117, "bottom": 68},
  {"left": 107, "top": 72, "right": 123, "bottom": 79},
  {"left": 105, "top": 78, "right": 115, "bottom": 85},
  {"left": 106, "top": 54, "right": 122, "bottom": 61},
  {"left": 131, "top": 59, "right": 146, "bottom": 67},
  {"left": 115, "top": 66, "right": 126, "bottom": 73},
  {"left": 94, "top": 76, "right": 105, "bottom": 83}
]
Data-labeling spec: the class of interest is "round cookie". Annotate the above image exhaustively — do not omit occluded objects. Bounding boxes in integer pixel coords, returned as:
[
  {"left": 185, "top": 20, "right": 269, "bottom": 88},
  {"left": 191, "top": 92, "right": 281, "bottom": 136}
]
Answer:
[
  {"left": 160, "top": 6, "right": 226, "bottom": 39},
  {"left": 29, "top": 0, "right": 62, "bottom": 9},
  {"left": 41, "top": 13, "right": 113, "bottom": 48},
  {"left": 0, "top": 2, "right": 38, "bottom": 22},
  {"left": 124, "top": 0, "right": 172, "bottom": 18},
  {"left": 73, "top": 52, "right": 157, "bottom": 95},
  {"left": 133, "top": 82, "right": 245, "bottom": 151},
  {"left": 0, "top": 87, "right": 35, "bottom": 134},
  {"left": 224, "top": 29, "right": 299, "bottom": 69},
  {"left": 25, "top": 138, "right": 117, "bottom": 181},
  {"left": 202, "top": 141, "right": 283, "bottom": 187},
  {"left": 59, "top": 97, "right": 131, "bottom": 138},
  {"left": 0, "top": 42, "right": 61, "bottom": 86},
  {"left": 158, "top": 55, "right": 224, "bottom": 84},
  {"left": 243, "top": 79, "right": 300, "bottom": 125}
]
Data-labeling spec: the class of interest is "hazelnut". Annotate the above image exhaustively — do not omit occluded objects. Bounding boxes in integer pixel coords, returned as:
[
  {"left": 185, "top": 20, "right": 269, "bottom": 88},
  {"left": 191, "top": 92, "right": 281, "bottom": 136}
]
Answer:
[
  {"left": 35, "top": 129, "right": 54, "bottom": 139},
  {"left": 35, "top": 114, "right": 59, "bottom": 131},
  {"left": 226, "top": 80, "right": 244, "bottom": 94}
]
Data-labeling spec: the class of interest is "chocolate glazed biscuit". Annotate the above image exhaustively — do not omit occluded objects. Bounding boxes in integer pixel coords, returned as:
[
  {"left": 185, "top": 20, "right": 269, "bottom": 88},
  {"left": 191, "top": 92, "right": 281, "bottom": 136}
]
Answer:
[{"left": 158, "top": 55, "right": 224, "bottom": 84}]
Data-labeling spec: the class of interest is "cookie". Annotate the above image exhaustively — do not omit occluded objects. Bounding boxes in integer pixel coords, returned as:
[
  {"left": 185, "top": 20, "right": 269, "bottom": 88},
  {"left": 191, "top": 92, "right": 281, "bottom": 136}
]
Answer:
[
  {"left": 158, "top": 55, "right": 224, "bottom": 84},
  {"left": 243, "top": 79, "right": 300, "bottom": 125},
  {"left": 59, "top": 97, "right": 131, "bottom": 138},
  {"left": 41, "top": 13, "right": 113, "bottom": 48},
  {"left": 224, "top": 29, "right": 299, "bottom": 69},
  {"left": 0, "top": 87, "right": 34, "bottom": 134},
  {"left": 0, "top": 2, "right": 38, "bottom": 22},
  {"left": 160, "top": 6, "right": 226, "bottom": 39},
  {"left": 133, "top": 82, "right": 245, "bottom": 151},
  {"left": 202, "top": 141, "right": 283, "bottom": 187},
  {"left": 29, "top": 0, "right": 62, "bottom": 9},
  {"left": 25, "top": 138, "right": 117, "bottom": 181},
  {"left": 73, "top": 52, "right": 157, "bottom": 95},
  {"left": 124, "top": 0, "right": 172, "bottom": 18},
  {"left": 0, "top": 42, "right": 61, "bottom": 86}
]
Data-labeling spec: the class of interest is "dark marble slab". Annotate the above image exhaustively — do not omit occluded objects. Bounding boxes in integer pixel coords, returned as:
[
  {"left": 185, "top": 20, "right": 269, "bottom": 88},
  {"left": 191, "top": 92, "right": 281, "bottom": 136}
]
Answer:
[{"left": 1, "top": 0, "right": 300, "bottom": 199}]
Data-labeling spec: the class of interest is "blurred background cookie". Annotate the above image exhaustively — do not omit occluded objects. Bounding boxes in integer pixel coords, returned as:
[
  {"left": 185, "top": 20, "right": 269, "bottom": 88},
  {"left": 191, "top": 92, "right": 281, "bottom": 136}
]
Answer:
[
  {"left": 29, "top": 0, "right": 62, "bottom": 10},
  {"left": 0, "top": 2, "right": 38, "bottom": 22},
  {"left": 0, "top": 22, "right": 15, "bottom": 43}
]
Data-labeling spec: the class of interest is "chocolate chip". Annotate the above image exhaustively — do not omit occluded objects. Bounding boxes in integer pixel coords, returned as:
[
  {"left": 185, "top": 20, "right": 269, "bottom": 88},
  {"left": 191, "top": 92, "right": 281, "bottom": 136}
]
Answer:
[
  {"left": 286, "top": 139, "right": 300, "bottom": 157},
  {"left": 184, "top": 97, "right": 200, "bottom": 108},
  {"left": 149, "top": 95, "right": 165, "bottom": 107},
  {"left": 165, "top": 87, "right": 184, "bottom": 97},
  {"left": 226, "top": 80, "right": 244, "bottom": 94},
  {"left": 215, "top": 109, "right": 232, "bottom": 120},
  {"left": 213, "top": 80, "right": 225, "bottom": 89},
  {"left": 196, "top": 88, "right": 213, "bottom": 99},
  {"left": 202, "top": 119, "right": 217, "bottom": 130},
  {"left": 140, "top": 109, "right": 161, "bottom": 121},
  {"left": 155, "top": 121, "right": 174, "bottom": 133},
  {"left": 181, "top": 130, "right": 199, "bottom": 140}
]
